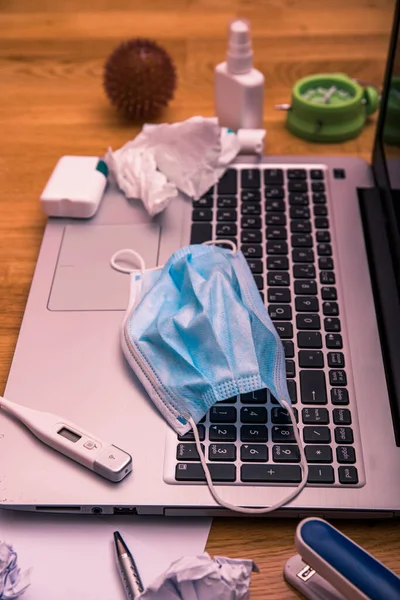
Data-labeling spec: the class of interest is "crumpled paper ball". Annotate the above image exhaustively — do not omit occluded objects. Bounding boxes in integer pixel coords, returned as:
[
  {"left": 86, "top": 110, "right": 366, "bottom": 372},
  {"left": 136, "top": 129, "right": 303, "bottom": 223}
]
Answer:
[
  {"left": 105, "top": 116, "right": 240, "bottom": 216},
  {"left": 0, "top": 542, "right": 31, "bottom": 599},
  {"left": 138, "top": 553, "right": 258, "bottom": 600}
]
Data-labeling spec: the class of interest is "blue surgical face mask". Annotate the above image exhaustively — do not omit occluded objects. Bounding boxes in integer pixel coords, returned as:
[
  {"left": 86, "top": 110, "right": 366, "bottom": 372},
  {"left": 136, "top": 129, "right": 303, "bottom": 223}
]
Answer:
[{"left": 112, "top": 242, "right": 307, "bottom": 514}]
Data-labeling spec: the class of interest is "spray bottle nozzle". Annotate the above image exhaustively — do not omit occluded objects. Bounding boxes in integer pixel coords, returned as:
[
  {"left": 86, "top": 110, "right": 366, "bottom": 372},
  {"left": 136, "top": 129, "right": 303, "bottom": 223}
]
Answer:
[{"left": 227, "top": 19, "right": 253, "bottom": 74}]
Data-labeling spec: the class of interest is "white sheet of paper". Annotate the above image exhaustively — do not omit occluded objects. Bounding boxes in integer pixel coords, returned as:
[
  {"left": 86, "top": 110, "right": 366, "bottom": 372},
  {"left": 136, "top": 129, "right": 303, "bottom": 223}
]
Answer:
[{"left": 0, "top": 509, "right": 212, "bottom": 600}]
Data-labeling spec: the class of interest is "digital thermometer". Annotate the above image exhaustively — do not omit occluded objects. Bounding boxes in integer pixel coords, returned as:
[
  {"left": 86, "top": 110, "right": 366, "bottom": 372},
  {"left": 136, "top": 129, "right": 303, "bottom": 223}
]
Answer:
[{"left": 0, "top": 396, "right": 132, "bottom": 482}]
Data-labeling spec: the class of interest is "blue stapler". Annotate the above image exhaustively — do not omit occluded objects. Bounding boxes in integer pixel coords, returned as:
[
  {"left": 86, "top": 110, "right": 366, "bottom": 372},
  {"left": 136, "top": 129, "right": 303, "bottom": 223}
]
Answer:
[{"left": 284, "top": 518, "right": 400, "bottom": 600}]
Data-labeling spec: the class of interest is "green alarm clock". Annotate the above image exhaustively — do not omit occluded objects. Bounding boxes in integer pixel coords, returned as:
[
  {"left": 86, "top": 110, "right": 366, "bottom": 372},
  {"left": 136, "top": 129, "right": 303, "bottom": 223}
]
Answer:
[
  {"left": 383, "top": 76, "right": 400, "bottom": 145},
  {"left": 276, "top": 73, "right": 379, "bottom": 143}
]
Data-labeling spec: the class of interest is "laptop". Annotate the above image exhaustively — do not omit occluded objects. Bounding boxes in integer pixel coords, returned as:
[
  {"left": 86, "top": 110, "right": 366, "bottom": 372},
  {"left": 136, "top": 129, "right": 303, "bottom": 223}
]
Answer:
[{"left": 1, "top": 3, "right": 399, "bottom": 518}]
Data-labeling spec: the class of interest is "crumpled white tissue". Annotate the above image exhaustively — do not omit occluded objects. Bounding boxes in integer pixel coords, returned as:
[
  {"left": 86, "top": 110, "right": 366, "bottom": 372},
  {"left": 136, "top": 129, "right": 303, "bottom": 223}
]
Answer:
[
  {"left": 0, "top": 542, "right": 31, "bottom": 599},
  {"left": 105, "top": 117, "right": 241, "bottom": 216},
  {"left": 138, "top": 553, "right": 258, "bottom": 600}
]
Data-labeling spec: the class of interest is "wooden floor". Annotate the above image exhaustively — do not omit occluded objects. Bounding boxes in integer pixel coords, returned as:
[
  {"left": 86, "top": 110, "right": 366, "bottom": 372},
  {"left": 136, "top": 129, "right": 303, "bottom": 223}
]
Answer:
[{"left": 1, "top": 0, "right": 399, "bottom": 598}]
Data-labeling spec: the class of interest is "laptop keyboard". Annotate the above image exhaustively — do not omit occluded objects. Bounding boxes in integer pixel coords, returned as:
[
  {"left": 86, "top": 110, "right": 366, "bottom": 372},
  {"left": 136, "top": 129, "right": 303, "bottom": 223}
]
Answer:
[{"left": 166, "top": 165, "right": 364, "bottom": 488}]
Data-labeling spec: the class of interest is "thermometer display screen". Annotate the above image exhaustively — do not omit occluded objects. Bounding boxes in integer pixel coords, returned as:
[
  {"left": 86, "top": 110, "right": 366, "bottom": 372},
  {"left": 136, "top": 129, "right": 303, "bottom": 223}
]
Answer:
[{"left": 58, "top": 427, "right": 81, "bottom": 443}]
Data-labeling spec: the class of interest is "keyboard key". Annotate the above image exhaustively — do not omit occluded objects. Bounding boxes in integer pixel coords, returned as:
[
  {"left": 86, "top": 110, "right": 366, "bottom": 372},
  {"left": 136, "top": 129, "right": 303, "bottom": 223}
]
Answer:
[
  {"left": 320, "top": 271, "right": 336, "bottom": 285},
  {"left": 241, "top": 389, "right": 267, "bottom": 404},
  {"left": 317, "top": 243, "right": 332, "bottom": 256},
  {"left": 298, "top": 350, "right": 324, "bottom": 368},
  {"left": 272, "top": 425, "right": 295, "bottom": 443},
  {"left": 253, "top": 275, "right": 264, "bottom": 289},
  {"left": 208, "top": 443, "right": 237, "bottom": 461},
  {"left": 210, "top": 405, "right": 237, "bottom": 423},
  {"left": 216, "top": 223, "right": 237, "bottom": 237},
  {"left": 293, "top": 265, "right": 316, "bottom": 279},
  {"left": 266, "top": 212, "right": 286, "bottom": 226},
  {"left": 331, "top": 388, "right": 349, "bottom": 405},
  {"left": 242, "top": 216, "right": 262, "bottom": 229},
  {"left": 314, "top": 205, "right": 328, "bottom": 217},
  {"left": 335, "top": 427, "right": 354, "bottom": 444},
  {"left": 289, "top": 193, "right": 309, "bottom": 206},
  {"left": 274, "top": 322, "right": 293, "bottom": 339},
  {"left": 297, "top": 331, "right": 322, "bottom": 349},
  {"left": 291, "top": 219, "right": 311, "bottom": 233},
  {"left": 178, "top": 425, "right": 206, "bottom": 441},
  {"left": 324, "top": 317, "right": 341, "bottom": 332},
  {"left": 242, "top": 190, "right": 261, "bottom": 202},
  {"left": 247, "top": 259, "right": 263, "bottom": 273},
  {"left": 318, "top": 257, "right": 334, "bottom": 270},
  {"left": 266, "top": 226, "right": 287, "bottom": 240},
  {"left": 295, "top": 297, "right": 319, "bottom": 312},
  {"left": 317, "top": 230, "right": 330, "bottom": 242},
  {"left": 266, "top": 199, "right": 285, "bottom": 212},
  {"left": 241, "top": 169, "right": 261, "bottom": 189},
  {"left": 268, "top": 272, "right": 290, "bottom": 286},
  {"left": 323, "top": 302, "right": 339, "bottom": 316},
  {"left": 338, "top": 466, "right": 358, "bottom": 484},
  {"left": 217, "top": 196, "right": 237, "bottom": 208},
  {"left": 287, "top": 169, "right": 307, "bottom": 180},
  {"left": 273, "top": 445, "right": 300, "bottom": 462},
  {"left": 303, "top": 426, "right": 331, "bottom": 443},
  {"left": 264, "top": 169, "right": 284, "bottom": 185},
  {"left": 241, "top": 203, "right": 261, "bottom": 215},
  {"left": 288, "top": 380, "right": 298, "bottom": 404},
  {"left": 292, "top": 234, "right": 313, "bottom": 248},
  {"left": 241, "top": 425, "right": 268, "bottom": 443},
  {"left": 329, "top": 370, "right": 347, "bottom": 386},
  {"left": 305, "top": 445, "right": 332, "bottom": 463},
  {"left": 282, "top": 340, "right": 294, "bottom": 358},
  {"left": 289, "top": 181, "right": 308, "bottom": 193},
  {"left": 241, "top": 463, "right": 301, "bottom": 483},
  {"left": 241, "top": 406, "right": 268, "bottom": 423},
  {"left": 176, "top": 462, "right": 236, "bottom": 482},
  {"left": 296, "top": 314, "right": 321, "bottom": 330},
  {"left": 268, "top": 305, "right": 292, "bottom": 320},
  {"left": 217, "top": 209, "right": 237, "bottom": 222},
  {"left": 242, "top": 230, "right": 261, "bottom": 243},
  {"left": 193, "top": 208, "right": 212, "bottom": 221},
  {"left": 315, "top": 217, "right": 329, "bottom": 229},
  {"left": 336, "top": 446, "right": 356, "bottom": 464},
  {"left": 268, "top": 288, "right": 291, "bottom": 303},
  {"left": 333, "top": 408, "right": 352, "bottom": 425},
  {"left": 265, "top": 186, "right": 285, "bottom": 199},
  {"left": 311, "top": 181, "right": 325, "bottom": 192},
  {"left": 313, "top": 193, "right": 327, "bottom": 204},
  {"left": 308, "top": 465, "right": 334, "bottom": 484},
  {"left": 177, "top": 443, "right": 203, "bottom": 461},
  {"left": 295, "top": 280, "right": 317, "bottom": 295},
  {"left": 241, "top": 444, "right": 268, "bottom": 462},
  {"left": 300, "top": 370, "right": 327, "bottom": 404},
  {"left": 310, "top": 169, "right": 324, "bottom": 180},
  {"left": 321, "top": 287, "right": 337, "bottom": 300},
  {"left": 218, "top": 396, "right": 237, "bottom": 404},
  {"left": 328, "top": 352, "right": 345, "bottom": 367},
  {"left": 242, "top": 244, "right": 262, "bottom": 258},
  {"left": 209, "top": 424, "right": 237, "bottom": 442},
  {"left": 302, "top": 407, "right": 329, "bottom": 424},
  {"left": 191, "top": 223, "right": 212, "bottom": 244},
  {"left": 271, "top": 407, "right": 298, "bottom": 424},
  {"left": 194, "top": 196, "right": 213, "bottom": 208},
  {"left": 290, "top": 206, "right": 310, "bottom": 219},
  {"left": 267, "top": 241, "right": 288, "bottom": 255},
  {"left": 292, "top": 249, "right": 314, "bottom": 263},
  {"left": 267, "top": 256, "right": 289, "bottom": 270},
  {"left": 218, "top": 169, "right": 237, "bottom": 194},
  {"left": 286, "top": 360, "right": 296, "bottom": 378}
]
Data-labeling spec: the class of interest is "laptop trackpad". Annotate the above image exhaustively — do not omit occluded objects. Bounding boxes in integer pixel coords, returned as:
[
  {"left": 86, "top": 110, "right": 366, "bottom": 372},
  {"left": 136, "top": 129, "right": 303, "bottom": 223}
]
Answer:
[{"left": 48, "top": 224, "right": 161, "bottom": 311}]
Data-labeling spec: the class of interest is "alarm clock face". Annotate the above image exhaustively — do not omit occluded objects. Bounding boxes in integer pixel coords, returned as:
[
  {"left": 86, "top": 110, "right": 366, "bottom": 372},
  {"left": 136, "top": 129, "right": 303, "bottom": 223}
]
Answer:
[{"left": 299, "top": 82, "right": 355, "bottom": 105}]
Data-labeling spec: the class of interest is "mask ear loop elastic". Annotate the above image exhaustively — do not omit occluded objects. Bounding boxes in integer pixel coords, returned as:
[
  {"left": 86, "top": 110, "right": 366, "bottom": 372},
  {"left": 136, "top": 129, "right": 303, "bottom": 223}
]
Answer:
[
  {"left": 203, "top": 239, "right": 237, "bottom": 254},
  {"left": 189, "top": 400, "right": 308, "bottom": 514}
]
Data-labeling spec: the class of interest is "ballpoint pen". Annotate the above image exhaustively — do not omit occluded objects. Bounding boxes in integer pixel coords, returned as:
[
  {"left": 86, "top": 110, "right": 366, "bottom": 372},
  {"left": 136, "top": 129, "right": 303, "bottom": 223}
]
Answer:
[{"left": 113, "top": 531, "right": 145, "bottom": 599}]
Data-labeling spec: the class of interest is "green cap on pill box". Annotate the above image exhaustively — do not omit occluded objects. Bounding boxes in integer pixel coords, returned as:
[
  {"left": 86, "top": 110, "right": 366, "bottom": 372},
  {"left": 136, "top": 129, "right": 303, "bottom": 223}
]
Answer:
[{"left": 96, "top": 159, "right": 109, "bottom": 177}]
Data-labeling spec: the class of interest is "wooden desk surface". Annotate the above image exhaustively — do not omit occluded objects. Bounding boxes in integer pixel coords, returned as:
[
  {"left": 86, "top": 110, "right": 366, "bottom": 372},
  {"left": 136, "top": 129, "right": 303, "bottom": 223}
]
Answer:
[{"left": 1, "top": 0, "right": 399, "bottom": 597}]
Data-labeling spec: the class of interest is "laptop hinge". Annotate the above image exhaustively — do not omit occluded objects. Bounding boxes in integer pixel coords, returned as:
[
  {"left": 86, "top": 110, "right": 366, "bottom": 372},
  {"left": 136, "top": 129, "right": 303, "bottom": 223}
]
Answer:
[{"left": 359, "top": 187, "right": 400, "bottom": 446}]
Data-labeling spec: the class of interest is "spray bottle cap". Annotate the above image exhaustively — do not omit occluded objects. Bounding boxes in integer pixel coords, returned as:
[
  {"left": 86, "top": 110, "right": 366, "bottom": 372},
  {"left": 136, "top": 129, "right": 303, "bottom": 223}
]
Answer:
[{"left": 227, "top": 19, "right": 253, "bottom": 74}]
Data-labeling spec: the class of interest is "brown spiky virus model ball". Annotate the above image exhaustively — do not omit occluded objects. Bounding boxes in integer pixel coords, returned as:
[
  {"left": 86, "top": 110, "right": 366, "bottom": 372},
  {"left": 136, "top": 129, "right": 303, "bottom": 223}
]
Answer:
[{"left": 103, "top": 38, "right": 177, "bottom": 121}]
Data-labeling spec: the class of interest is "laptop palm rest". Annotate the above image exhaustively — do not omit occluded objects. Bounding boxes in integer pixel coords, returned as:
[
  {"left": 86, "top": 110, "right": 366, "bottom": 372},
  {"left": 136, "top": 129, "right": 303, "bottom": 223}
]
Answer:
[{"left": 48, "top": 223, "right": 161, "bottom": 311}]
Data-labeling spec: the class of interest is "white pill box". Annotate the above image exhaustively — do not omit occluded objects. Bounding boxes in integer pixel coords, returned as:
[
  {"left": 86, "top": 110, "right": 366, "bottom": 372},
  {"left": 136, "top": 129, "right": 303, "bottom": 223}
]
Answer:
[{"left": 40, "top": 155, "right": 109, "bottom": 218}]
